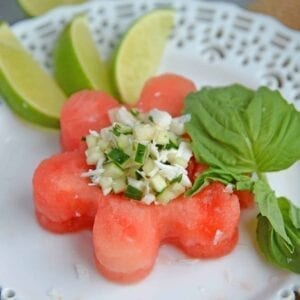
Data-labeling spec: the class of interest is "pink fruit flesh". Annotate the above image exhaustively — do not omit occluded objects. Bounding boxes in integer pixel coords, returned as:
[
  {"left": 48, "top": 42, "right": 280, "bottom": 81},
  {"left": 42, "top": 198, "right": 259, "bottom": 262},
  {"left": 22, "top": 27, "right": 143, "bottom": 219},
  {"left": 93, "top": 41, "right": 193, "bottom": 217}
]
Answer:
[
  {"left": 32, "top": 74, "right": 244, "bottom": 282},
  {"left": 60, "top": 90, "right": 120, "bottom": 151},
  {"left": 137, "top": 73, "right": 197, "bottom": 116},
  {"left": 93, "top": 183, "right": 240, "bottom": 282},
  {"left": 33, "top": 149, "right": 102, "bottom": 233},
  {"left": 235, "top": 190, "right": 255, "bottom": 209},
  {"left": 187, "top": 158, "right": 254, "bottom": 209}
]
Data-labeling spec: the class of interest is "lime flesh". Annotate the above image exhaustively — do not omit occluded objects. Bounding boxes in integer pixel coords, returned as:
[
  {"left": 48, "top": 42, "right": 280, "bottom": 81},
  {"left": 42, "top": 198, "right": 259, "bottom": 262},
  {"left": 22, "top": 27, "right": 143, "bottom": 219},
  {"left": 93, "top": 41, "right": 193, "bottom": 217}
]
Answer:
[
  {"left": 114, "top": 9, "right": 175, "bottom": 105},
  {"left": 0, "top": 23, "right": 66, "bottom": 128},
  {"left": 18, "top": 0, "right": 86, "bottom": 16},
  {"left": 54, "top": 15, "right": 113, "bottom": 96}
]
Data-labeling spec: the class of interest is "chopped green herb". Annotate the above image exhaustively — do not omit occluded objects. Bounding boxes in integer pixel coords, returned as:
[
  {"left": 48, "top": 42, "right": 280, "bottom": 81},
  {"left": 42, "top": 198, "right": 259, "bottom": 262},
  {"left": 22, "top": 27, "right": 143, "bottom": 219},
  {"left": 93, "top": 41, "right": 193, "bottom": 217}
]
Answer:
[
  {"left": 112, "top": 123, "right": 133, "bottom": 136},
  {"left": 84, "top": 106, "right": 192, "bottom": 205},
  {"left": 135, "top": 143, "right": 147, "bottom": 164},
  {"left": 112, "top": 125, "right": 121, "bottom": 137},
  {"left": 165, "top": 139, "right": 178, "bottom": 150},
  {"left": 130, "top": 108, "right": 139, "bottom": 117},
  {"left": 125, "top": 185, "right": 143, "bottom": 200},
  {"left": 170, "top": 174, "right": 183, "bottom": 184},
  {"left": 107, "top": 148, "right": 130, "bottom": 165}
]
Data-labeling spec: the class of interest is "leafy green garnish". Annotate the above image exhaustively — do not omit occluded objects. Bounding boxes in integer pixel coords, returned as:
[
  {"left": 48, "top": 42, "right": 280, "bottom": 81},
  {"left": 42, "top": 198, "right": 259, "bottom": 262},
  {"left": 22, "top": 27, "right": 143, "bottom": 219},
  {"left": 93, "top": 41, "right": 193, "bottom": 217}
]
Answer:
[
  {"left": 289, "top": 204, "right": 300, "bottom": 229},
  {"left": 184, "top": 84, "right": 300, "bottom": 273},
  {"left": 253, "top": 180, "right": 292, "bottom": 249},
  {"left": 186, "top": 167, "right": 294, "bottom": 250},
  {"left": 257, "top": 198, "right": 300, "bottom": 273},
  {"left": 185, "top": 85, "right": 300, "bottom": 173},
  {"left": 185, "top": 166, "right": 253, "bottom": 196}
]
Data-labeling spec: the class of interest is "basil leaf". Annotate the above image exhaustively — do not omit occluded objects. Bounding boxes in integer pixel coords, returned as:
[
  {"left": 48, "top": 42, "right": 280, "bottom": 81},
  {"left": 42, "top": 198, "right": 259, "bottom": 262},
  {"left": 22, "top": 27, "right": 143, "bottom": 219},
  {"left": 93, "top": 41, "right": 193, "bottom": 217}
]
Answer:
[
  {"left": 289, "top": 203, "right": 300, "bottom": 229},
  {"left": 188, "top": 167, "right": 294, "bottom": 249},
  {"left": 185, "top": 166, "right": 253, "bottom": 196},
  {"left": 184, "top": 85, "right": 300, "bottom": 173},
  {"left": 184, "top": 84, "right": 300, "bottom": 273},
  {"left": 257, "top": 197, "right": 300, "bottom": 273},
  {"left": 256, "top": 215, "right": 279, "bottom": 265},
  {"left": 184, "top": 84, "right": 255, "bottom": 173},
  {"left": 247, "top": 88, "right": 300, "bottom": 172},
  {"left": 253, "top": 181, "right": 292, "bottom": 248}
]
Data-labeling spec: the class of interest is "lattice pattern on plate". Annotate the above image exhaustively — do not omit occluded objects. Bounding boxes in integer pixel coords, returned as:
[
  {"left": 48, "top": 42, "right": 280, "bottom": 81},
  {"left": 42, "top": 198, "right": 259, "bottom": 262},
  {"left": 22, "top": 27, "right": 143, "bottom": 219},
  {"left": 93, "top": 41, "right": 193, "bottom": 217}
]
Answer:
[
  {"left": 9, "top": 0, "right": 300, "bottom": 109},
  {"left": 0, "top": 286, "right": 17, "bottom": 300}
]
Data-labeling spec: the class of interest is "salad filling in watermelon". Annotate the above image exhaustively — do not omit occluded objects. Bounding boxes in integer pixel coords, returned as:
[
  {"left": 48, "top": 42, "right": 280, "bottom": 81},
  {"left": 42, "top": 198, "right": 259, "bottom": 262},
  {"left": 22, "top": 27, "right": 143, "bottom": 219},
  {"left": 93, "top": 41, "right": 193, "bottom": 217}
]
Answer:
[
  {"left": 82, "top": 106, "right": 194, "bottom": 205},
  {"left": 33, "top": 74, "right": 245, "bottom": 282}
]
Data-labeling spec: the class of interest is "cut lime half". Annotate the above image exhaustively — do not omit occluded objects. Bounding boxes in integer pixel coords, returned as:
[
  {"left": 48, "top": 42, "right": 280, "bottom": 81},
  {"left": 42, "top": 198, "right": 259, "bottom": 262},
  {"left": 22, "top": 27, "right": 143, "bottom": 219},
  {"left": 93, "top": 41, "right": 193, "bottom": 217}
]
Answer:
[
  {"left": 54, "top": 15, "right": 113, "bottom": 96},
  {"left": 18, "top": 0, "right": 86, "bottom": 17},
  {"left": 0, "top": 23, "right": 66, "bottom": 128},
  {"left": 114, "top": 9, "right": 175, "bottom": 105}
]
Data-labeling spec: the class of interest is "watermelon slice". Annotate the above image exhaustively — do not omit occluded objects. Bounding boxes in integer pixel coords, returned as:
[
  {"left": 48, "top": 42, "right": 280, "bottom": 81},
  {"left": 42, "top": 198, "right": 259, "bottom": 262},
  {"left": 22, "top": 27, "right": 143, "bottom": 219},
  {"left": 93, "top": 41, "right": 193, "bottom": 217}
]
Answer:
[
  {"left": 235, "top": 190, "right": 255, "bottom": 209},
  {"left": 60, "top": 90, "right": 120, "bottom": 151},
  {"left": 33, "top": 149, "right": 102, "bottom": 233},
  {"left": 187, "top": 157, "right": 254, "bottom": 209},
  {"left": 137, "top": 73, "right": 196, "bottom": 116},
  {"left": 93, "top": 182, "right": 240, "bottom": 282},
  {"left": 32, "top": 73, "right": 247, "bottom": 283},
  {"left": 60, "top": 74, "right": 196, "bottom": 152}
]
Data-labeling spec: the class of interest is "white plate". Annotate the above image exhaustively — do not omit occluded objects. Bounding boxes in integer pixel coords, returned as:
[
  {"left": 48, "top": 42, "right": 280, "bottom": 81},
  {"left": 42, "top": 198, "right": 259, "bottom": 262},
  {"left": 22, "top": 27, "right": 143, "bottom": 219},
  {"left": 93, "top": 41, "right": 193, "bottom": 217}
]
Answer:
[{"left": 0, "top": 1, "right": 300, "bottom": 299}]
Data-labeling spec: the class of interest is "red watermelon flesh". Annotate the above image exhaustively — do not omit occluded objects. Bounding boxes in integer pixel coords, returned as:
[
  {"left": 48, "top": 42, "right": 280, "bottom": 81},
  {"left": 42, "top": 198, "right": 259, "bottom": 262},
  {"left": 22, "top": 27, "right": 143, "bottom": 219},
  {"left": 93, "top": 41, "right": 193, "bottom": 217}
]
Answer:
[
  {"left": 93, "top": 194, "right": 160, "bottom": 282},
  {"left": 137, "top": 73, "right": 196, "bottom": 116},
  {"left": 33, "top": 149, "right": 102, "bottom": 233},
  {"left": 235, "top": 190, "right": 255, "bottom": 209},
  {"left": 32, "top": 74, "right": 246, "bottom": 282},
  {"left": 93, "top": 182, "right": 240, "bottom": 282},
  {"left": 187, "top": 158, "right": 254, "bottom": 209},
  {"left": 60, "top": 90, "right": 120, "bottom": 151}
]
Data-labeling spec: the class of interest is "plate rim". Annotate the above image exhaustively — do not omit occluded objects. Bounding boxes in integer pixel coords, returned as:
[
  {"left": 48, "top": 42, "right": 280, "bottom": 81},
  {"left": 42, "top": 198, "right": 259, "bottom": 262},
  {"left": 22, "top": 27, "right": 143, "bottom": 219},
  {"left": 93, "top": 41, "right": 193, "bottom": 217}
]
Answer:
[{"left": 0, "top": 0, "right": 299, "bottom": 299}]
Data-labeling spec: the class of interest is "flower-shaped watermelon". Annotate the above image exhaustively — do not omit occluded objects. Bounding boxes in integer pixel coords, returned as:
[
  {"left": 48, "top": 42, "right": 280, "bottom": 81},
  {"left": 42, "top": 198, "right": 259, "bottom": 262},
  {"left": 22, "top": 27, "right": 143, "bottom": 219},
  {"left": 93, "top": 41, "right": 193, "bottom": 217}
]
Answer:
[{"left": 33, "top": 74, "right": 245, "bottom": 283}]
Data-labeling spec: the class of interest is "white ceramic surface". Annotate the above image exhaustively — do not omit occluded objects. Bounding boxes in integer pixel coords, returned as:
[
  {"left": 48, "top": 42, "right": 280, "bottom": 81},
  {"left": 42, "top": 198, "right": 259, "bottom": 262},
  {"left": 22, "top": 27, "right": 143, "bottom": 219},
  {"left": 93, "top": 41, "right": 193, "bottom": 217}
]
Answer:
[{"left": 0, "top": 1, "right": 299, "bottom": 299}]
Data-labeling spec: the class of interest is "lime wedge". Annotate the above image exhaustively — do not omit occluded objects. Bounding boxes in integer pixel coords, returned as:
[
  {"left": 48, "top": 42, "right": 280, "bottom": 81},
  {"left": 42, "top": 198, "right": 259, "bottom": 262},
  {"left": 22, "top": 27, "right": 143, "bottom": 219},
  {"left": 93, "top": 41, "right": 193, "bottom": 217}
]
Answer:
[
  {"left": 53, "top": 15, "right": 113, "bottom": 96},
  {"left": 0, "top": 23, "right": 66, "bottom": 128},
  {"left": 18, "top": 0, "right": 86, "bottom": 17},
  {"left": 114, "top": 9, "right": 175, "bottom": 105}
]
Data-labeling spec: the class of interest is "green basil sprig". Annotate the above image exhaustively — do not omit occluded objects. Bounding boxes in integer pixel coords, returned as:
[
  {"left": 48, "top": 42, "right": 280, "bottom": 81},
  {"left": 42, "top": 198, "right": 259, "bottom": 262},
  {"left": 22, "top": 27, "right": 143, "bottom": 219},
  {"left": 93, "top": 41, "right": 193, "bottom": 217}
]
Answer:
[
  {"left": 184, "top": 84, "right": 300, "bottom": 273},
  {"left": 184, "top": 85, "right": 300, "bottom": 173},
  {"left": 257, "top": 198, "right": 300, "bottom": 273},
  {"left": 185, "top": 166, "right": 253, "bottom": 197}
]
